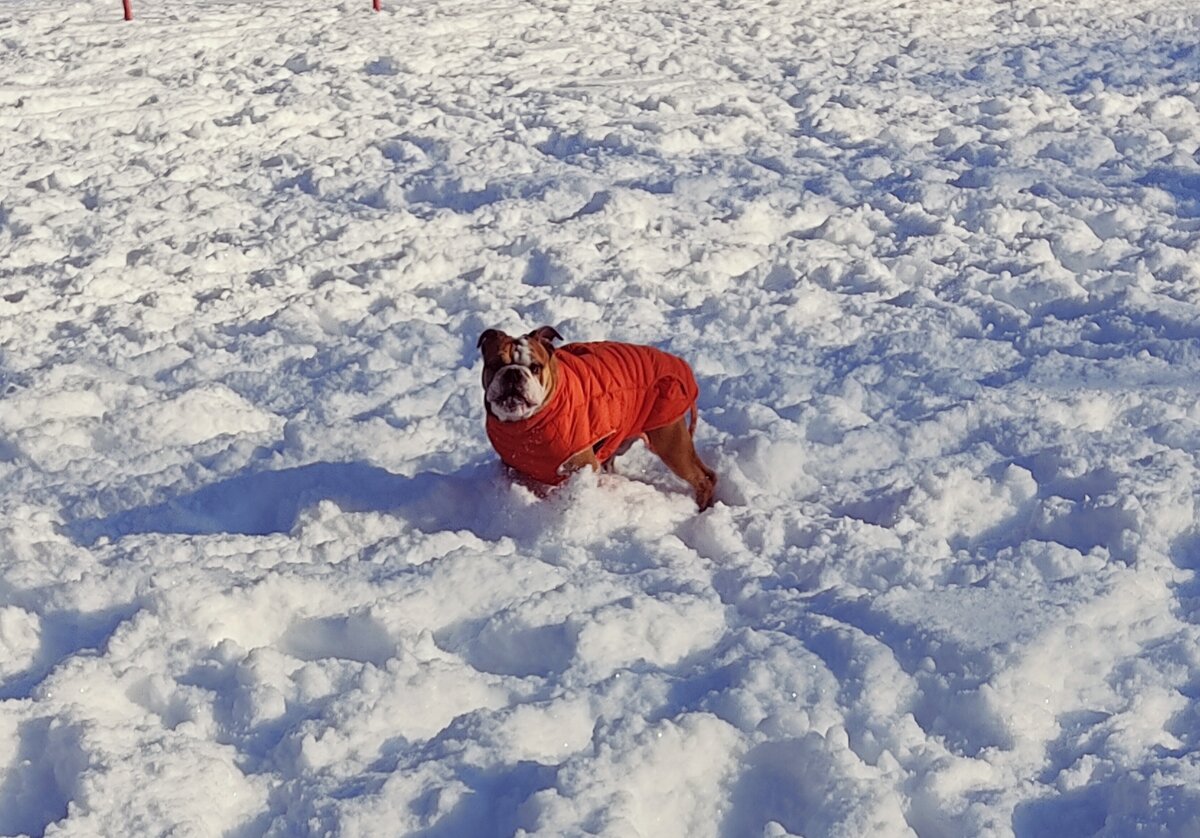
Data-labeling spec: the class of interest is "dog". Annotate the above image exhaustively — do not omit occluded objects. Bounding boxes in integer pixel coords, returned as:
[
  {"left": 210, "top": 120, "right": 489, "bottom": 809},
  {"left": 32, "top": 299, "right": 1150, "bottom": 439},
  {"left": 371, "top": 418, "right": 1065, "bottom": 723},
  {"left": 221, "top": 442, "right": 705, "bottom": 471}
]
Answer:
[{"left": 477, "top": 326, "right": 717, "bottom": 510}]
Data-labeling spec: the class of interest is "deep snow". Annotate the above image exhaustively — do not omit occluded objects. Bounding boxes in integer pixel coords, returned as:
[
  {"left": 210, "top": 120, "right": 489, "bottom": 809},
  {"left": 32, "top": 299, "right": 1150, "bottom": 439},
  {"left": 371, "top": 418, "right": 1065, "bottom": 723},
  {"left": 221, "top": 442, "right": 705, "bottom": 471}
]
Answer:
[{"left": 3, "top": 0, "right": 1200, "bottom": 835}]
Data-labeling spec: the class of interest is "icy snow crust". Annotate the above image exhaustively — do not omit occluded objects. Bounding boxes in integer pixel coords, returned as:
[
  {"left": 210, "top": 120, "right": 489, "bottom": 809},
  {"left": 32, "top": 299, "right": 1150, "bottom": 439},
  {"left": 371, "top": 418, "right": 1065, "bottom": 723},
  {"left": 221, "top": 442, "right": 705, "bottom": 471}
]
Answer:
[{"left": 3, "top": 0, "right": 1200, "bottom": 834}]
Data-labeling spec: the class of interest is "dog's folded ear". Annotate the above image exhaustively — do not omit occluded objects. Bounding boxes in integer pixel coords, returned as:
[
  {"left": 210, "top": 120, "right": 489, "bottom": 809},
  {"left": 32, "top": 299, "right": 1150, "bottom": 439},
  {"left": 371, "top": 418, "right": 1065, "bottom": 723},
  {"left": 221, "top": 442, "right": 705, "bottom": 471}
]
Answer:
[
  {"left": 527, "top": 326, "right": 563, "bottom": 348},
  {"left": 477, "top": 329, "right": 502, "bottom": 350}
]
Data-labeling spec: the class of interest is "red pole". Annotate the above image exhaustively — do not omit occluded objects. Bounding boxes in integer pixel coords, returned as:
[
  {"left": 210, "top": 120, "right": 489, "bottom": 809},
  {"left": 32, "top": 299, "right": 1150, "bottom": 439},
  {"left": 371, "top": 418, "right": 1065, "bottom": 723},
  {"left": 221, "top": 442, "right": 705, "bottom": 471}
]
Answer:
[
  {"left": 123, "top": 0, "right": 132, "bottom": 19},
  {"left": 373, "top": 0, "right": 380, "bottom": 10}
]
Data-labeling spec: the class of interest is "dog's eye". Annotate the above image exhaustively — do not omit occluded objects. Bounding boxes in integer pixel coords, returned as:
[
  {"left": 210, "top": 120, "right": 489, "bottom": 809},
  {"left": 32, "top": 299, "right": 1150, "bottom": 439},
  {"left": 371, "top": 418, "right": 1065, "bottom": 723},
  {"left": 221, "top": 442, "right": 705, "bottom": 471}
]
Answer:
[{"left": 529, "top": 363, "right": 543, "bottom": 375}]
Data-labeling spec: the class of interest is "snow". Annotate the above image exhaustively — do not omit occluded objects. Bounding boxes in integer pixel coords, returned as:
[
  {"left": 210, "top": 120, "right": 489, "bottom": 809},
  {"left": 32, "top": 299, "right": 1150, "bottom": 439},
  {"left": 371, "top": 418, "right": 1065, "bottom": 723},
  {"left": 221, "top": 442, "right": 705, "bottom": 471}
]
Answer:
[{"left": 3, "top": 0, "right": 1200, "bottom": 834}]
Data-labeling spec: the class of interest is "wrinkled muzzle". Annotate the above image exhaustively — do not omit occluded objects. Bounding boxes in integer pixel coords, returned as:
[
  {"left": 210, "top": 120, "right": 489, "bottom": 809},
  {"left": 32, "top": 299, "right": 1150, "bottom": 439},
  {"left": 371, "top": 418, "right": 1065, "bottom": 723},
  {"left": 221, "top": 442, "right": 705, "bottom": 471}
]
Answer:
[{"left": 486, "top": 365, "right": 547, "bottom": 421}]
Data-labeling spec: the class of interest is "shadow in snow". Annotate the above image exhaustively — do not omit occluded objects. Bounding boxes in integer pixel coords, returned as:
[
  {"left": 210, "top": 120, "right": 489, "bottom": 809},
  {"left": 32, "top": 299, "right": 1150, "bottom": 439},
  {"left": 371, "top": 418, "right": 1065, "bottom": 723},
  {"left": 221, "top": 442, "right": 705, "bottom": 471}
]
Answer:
[
  {"left": 0, "top": 605, "right": 138, "bottom": 701},
  {"left": 280, "top": 613, "right": 396, "bottom": 666},
  {"left": 1011, "top": 786, "right": 1107, "bottom": 838},
  {"left": 719, "top": 736, "right": 855, "bottom": 838},
  {"left": 66, "top": 461, "right": 497, "bottom": 545},
  {"left": 0, "top": 717, "right": 84, "bottom": 837},
  {"left": 1139, "top": 168, "right": 1200, "bottom": 219},
  {"left": 408, "top": 760, "right": 557, "bottom": 838},
  {"left": 1008, "top": 778, "right": 1200, "bottom": 838}
]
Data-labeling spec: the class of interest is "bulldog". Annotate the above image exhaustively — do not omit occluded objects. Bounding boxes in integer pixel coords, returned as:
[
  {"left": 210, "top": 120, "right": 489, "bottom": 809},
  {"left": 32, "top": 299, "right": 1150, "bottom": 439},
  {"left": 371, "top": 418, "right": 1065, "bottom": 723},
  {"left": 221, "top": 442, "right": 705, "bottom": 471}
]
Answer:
[{"left": 477, "top": 326, "right": 717, "bottom": 510}]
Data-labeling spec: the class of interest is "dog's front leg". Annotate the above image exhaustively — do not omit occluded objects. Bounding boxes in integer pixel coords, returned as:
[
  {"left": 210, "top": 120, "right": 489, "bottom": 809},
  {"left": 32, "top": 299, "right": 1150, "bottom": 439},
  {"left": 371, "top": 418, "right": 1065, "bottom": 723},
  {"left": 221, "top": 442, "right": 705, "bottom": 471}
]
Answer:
[{"left": 557, "top": 447, "right": 602, "bottom": 478}]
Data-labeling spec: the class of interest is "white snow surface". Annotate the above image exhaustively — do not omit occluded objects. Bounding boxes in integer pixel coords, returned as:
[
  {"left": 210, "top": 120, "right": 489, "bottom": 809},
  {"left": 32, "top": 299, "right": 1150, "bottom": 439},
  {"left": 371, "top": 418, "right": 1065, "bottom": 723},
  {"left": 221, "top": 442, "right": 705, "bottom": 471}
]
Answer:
[{"left": 3, "top": 0, "right": 1200, "bottom": 834}]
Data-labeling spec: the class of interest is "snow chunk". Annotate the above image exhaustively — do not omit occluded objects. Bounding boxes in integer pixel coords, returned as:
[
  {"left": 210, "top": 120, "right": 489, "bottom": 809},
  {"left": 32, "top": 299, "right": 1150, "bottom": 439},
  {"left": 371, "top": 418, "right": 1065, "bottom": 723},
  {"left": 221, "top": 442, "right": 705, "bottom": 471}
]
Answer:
[
  {"left": 0, "top": 606, "right": 41, "bottom": 679},
  {"left": 574, "top": 593, "right": 726, "bottom": 681},
  {"left": 908, "top": 464, "right": 1038, "bottom": 547},
  {"left": 523, "top": 714, "right": 744, "bottom": 837},
  {"left": 128, "top": 385, "right": 282, "bottom": 447}
]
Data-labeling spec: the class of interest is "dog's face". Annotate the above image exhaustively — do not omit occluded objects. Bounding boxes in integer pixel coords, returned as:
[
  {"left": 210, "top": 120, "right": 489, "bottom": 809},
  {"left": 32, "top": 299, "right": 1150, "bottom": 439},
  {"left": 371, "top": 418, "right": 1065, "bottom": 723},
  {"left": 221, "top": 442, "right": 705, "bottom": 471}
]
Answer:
[{"left": 478, "top": 326, "right": 563, "bottom": 422}]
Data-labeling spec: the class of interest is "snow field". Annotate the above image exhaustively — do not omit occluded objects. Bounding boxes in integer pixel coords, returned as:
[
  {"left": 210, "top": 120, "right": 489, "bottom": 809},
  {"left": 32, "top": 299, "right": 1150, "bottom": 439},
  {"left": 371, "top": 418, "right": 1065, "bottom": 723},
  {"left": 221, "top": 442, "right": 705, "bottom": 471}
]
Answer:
[{"left": 2, "top": 0, "right": 1200, "bottom": 834}]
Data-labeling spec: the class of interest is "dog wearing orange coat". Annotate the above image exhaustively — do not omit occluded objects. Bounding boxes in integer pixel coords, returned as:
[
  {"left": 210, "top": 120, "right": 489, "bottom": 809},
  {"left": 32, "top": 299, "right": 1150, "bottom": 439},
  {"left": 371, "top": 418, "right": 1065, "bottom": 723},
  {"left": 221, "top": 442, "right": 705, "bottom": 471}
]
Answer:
[{"left": 477, "top": 326, "right": 718, "bottom": 510}]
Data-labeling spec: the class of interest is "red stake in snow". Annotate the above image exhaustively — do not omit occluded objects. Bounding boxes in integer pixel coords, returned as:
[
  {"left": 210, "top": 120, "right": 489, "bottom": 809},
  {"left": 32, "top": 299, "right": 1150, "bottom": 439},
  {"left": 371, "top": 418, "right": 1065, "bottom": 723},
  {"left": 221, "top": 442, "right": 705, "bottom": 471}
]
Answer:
[
  {"left": 373, "top": 0, "right": 381, "bottom": 10},
  {"left": 123, "top": 0, "right": 132, "bottom": 19}
]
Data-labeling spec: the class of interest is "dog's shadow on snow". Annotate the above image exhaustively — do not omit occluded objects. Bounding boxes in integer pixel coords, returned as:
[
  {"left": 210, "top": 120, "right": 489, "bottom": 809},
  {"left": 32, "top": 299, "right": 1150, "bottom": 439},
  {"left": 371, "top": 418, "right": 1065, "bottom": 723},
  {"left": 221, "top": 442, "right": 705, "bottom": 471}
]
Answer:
[{"left": 67, "top": 461, "right": 508, "bottom": 545}]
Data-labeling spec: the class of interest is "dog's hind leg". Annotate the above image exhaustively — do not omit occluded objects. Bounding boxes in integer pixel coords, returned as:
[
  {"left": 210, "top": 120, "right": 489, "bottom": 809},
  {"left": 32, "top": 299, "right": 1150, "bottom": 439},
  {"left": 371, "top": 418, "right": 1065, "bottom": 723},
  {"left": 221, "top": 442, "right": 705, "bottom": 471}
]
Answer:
[
  {"left": 645, "top": 417, "right": 717, "bottom": 510},
  {"left": 599, "top": 435, "right": 645, "bottom": 473}
]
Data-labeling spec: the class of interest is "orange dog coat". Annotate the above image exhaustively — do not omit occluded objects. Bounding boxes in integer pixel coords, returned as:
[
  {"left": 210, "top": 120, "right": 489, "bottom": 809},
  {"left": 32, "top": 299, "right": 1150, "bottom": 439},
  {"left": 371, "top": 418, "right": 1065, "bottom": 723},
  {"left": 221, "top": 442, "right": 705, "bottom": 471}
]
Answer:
[{"left": 486, "top": 342, "right": 700, "bottom": 485}]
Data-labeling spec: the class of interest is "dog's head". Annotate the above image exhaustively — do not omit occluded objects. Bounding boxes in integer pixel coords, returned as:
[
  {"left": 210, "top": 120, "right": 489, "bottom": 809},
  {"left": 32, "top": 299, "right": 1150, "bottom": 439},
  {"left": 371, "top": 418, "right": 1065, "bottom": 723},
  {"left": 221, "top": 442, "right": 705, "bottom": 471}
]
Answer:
[{"left": 477, "top": 326, "right": 563, "bottom": 422}]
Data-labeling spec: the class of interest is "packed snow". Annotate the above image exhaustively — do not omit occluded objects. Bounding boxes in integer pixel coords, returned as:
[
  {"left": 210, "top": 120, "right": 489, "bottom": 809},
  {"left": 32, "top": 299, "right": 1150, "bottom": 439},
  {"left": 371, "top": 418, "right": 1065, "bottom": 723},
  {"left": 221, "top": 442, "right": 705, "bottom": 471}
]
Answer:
[{"left": 3, "top": 0, "right": 1200, "bottom": 834}]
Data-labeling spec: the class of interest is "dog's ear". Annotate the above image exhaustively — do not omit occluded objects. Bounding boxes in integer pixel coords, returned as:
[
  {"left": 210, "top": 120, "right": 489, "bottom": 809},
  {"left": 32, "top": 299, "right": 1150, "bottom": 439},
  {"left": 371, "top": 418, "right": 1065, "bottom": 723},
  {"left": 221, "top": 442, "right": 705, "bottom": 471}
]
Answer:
[
  {"left": 477, "top": 329, "right": 502, "bottom": 351},
  {"left": 526, "top": 326, "right": 563, "bottom": 350}
]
